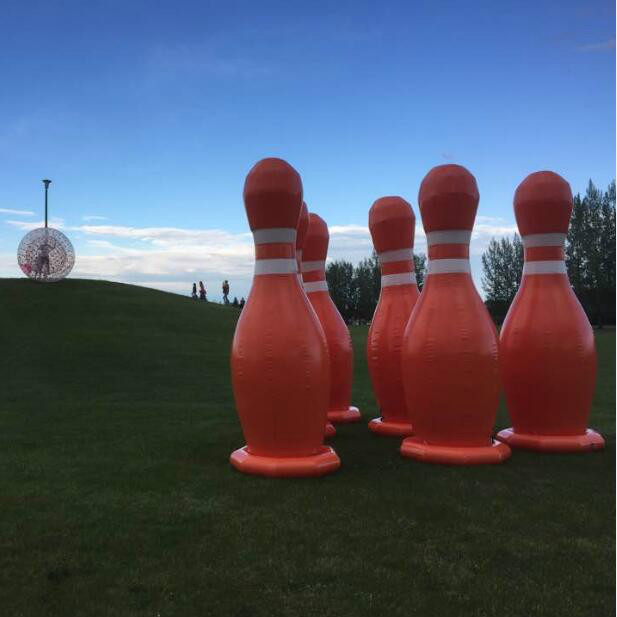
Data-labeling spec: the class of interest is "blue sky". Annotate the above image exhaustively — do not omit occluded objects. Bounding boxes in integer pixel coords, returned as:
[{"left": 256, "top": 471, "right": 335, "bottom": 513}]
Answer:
[{"left": 1, "top": 0, "right": 614, "bottom": 299}]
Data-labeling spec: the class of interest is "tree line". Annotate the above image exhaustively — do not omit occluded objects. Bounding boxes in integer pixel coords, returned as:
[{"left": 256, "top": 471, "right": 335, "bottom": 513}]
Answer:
[
  {"left": 324, "top": 179, "right": 614, "bottom": 327},
  {"left": 482, "top": 179, "right": 615, "bottom": 326},
  {"left": 326, "top": 253, "right": 426, "bottom": 323}
]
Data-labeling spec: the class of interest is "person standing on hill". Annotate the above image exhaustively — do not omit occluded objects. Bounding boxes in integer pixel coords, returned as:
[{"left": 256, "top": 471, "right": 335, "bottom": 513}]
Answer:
[
  {"left": 191, "top": 283, "right": 197, "bottom": 299},
  {"left": 199, "top": 281, "right": 207, "bottom": 301},
  {"left": 222, "top": 280, "right": 230, "bottom": 304}
]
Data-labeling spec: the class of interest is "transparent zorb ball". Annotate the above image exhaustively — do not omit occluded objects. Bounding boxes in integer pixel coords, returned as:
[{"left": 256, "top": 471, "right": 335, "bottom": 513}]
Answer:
[{"left": 17, "top": 227, "right": 75, "bottom": 282}]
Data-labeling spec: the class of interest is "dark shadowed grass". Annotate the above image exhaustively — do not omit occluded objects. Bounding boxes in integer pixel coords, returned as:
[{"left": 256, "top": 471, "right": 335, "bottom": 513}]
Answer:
[{"left": 0, "top": 278, "right": 614, "bottom": 617}]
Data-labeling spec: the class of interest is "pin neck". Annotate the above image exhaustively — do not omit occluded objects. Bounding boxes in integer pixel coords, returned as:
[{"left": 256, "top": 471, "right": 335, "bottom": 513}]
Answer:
[
  {"left": 522, "top": 233, "right": 566, "bottom": 261},
  {"left": 301, "top": 260, "right": 326, "bottom": 283},
  {"left": 253, "top": 228, "right": 297, "bottom": 245},
  {"left": 301, "top": 258, "right": 329, "bottom": 293},
  {"left": 521, "top": 233, "right": 568, "bottom": 276},
  {"left": 426, "top": 229, "right": 472, "bottom": 247},
  {"left": 425, "top": 229, "right": 472, "bottom": 276},
  {"left": 426, "top": 229, "right": 471, "bottom": 261},
  {"left": 304, "top": 279, "right": 329, "bottom": 293},
  {"left": 377, "top": 248, "right": 417, "bottom": 288},
  {"left": 252, "top": 227, "right": 298, "bottom": 276}
]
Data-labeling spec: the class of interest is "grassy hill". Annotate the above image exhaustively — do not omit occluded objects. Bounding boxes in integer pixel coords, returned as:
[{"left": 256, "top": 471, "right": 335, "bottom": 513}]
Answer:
[{"left": 0, "top": 278, "right": 614, "bottom": 617}]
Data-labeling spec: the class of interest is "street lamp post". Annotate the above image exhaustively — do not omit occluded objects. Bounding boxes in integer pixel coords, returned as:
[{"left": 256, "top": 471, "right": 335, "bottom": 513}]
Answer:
[{"left": 42, "top": 179, "right": 51, "bottom": 228}]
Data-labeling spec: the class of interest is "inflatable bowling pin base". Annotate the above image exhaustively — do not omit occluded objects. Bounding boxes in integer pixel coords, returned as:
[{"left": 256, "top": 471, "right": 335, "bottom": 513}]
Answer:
[
  {"left": 368, "top": 417, "right": 413, "bottom": 437},
  {"left": 496, "top": 428, "right": 605, "bottom": 453},
  {"left": 230, "top": 446, "right": 340, "bottom": 478},
  {"left": 325, "top": 422, "right": 337, "bottom": 438},
  {"left": 400, "top": 437, "right": 511, "bottom": 465},
  {"left": 328, "top": 406, "right": 361, "bottom": 424}
]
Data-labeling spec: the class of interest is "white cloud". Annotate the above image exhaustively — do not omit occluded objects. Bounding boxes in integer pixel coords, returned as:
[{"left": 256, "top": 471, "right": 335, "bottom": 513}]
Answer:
[
  {"left": 5, "top": 218, "right": 64, "bottom": 231},
  {"left": 146, "top": 43, "right": 274, "bottom": 82},
  {"left": 578, "top": 38, "right": 615, "bottom": 52},
  {"left": 82, "top": 215, "right": 108, "bottom": 221},
  {"left": 1, "top": 216, "right": 518, "bottom": 299},
  {"left": 0, "top": 208, "right": 34, "bottom": 216}
]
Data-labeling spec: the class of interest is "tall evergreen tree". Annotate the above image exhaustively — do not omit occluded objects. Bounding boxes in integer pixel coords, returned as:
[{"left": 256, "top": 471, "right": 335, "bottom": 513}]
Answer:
[
  {"left": 566, "top": 192, "right": 586, "bottom": 293},
  {"left": 567, "top": 180, "right": 616, "bottom": 327},
  {"left": 481, "top": 234, "right": 523, "bottom": 303},
  {"left": 601, "top": 181, "right": 616, "bottom": 291}
]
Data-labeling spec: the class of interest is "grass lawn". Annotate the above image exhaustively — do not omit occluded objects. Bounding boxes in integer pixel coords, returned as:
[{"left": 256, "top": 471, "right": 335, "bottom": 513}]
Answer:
[{"left": 0, "top": 278, "right": 614, "bottom": 617}]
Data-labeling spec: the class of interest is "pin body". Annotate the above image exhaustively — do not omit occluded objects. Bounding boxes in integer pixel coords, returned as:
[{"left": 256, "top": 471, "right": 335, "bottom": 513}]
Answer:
[
  {"left": 400, "top": 165, "right": 510, "bottom": 465},
  {"left": 367, "top": 197, "right": 419, "bottom": 436},
  {"left": 497, "top": 171, "right": 604, "bottom": 452},
  {"left": 296, "top": 203, "right": 337, "bottom": 438},
  {"left": 230, "top": 158, "right": 340, "bottom": 477},
  {"left": 302, "top": 213, "right": 361, "bottom": 424}
]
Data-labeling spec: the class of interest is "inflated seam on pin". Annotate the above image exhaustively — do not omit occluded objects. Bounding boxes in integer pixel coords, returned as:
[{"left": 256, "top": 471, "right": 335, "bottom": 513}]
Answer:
[
  {"left": 427, "top": 259, "right": 471, "bottom": 274},
  {"left": 304, "top": 280, "right": 329, "bottom": 293},
  {"left": 254, "top": 258, "right": 297, "bottom": 275},
  {"left": 523, "top": 260, "right": 567, "bottom": 275},
  {"left": 381, "top": 272, "right": 417, "bottom": 287},
  {"left": 522, "top": 233, "right": 566, "bottom": 248},
  {"left": 379, "top": 248, "right": 413, "bottom": 263},
  {"left": 426, "top": 230, "right": 472, "bottom": 246},
  {"left": 301, "top": 260, "right": 326, "bottom": 273},
  {"left": 253, "top": 228, "right": 297, "bottom": 244}
]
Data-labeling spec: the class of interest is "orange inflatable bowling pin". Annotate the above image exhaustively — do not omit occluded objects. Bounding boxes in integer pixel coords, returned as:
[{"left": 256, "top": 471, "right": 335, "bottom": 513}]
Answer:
[
  {"left": 229, "top": 158, "right": 340, "bottom": 477},
  {"left": 296, "top": 201, "right": 309, "bottom": 285},
  {"left": 296, "top": 204, "right": 337, "bottom": 438},
  {"left": 497, "top": 172, "right": 605, "bottom": 452},
  {"left": 302, "top": 213, "right": 361, "bottom": 424},
  {"left": 367, "top": 197, "right": 419, "bottom": 437},
  {"left": 400, "top": 165, "right": 511, "bottom": 464}
]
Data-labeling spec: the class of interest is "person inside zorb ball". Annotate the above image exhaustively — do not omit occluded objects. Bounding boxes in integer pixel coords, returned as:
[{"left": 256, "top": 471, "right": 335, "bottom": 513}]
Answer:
[{"left": 17, "top": 227, "right": 75, "bottom": 282}]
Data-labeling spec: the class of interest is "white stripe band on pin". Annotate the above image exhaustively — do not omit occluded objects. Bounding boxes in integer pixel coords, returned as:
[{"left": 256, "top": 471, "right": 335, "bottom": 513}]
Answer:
[
  {"left": 379, "top": 248, "right": 413, "bottom": 263},
  {"left": 523, "top": 233, "right": 566, "bottom": 248},
  {"left": 523, "top": 260, "right": 567, "bottom": 275},
  {"left": 428, "top": 259, "right": 471, "bottom": 274},
  {"left": 253, "top": 228, "right": 297, "bottom": 245},
  {"left": 301, "top": 260, "right": 326, "bottom": 273},
  {"left": 426, "top": 230, "right": 472, "bottom": 246},
  {"left": 381, "top": 272, "right": 417, "bottom": 287},
  {"left": 304, "top": 280, "right": 329, "bottom": 293},
  {"left": 254, "top": 259, "right": 297, "bottom": 275}
]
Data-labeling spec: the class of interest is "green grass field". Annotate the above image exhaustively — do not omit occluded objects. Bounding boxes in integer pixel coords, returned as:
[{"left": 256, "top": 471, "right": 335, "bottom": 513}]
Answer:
[{"left": 0, "top": 279, "right": 614, "bottom": 617}]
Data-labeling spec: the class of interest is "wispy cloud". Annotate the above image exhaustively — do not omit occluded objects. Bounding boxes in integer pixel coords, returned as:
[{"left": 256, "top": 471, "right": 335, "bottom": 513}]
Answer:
[
  {"left": 5, "top": 218, "right": 63, "bottom": 230},
  {"left": 577, "top": 38, "right": 615, "bottom": 52},
  {"left": 2, "top": 217, "right": 517, "bottom": 298},
  {"left": 146, "top": 43, "right": 274, "bottom": 83},
  {"left": 0, "top": 208, "right": 34, "bottom": 216},
  {"left": 82, "top": 215, "right": 108, "bottom": 221}
]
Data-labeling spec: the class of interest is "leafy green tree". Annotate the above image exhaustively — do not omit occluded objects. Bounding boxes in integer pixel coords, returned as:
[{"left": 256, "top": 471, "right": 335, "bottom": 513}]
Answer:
[
  {"left": 566, "top": 192, "right": 586, "bottom": 293},
  {"left": 326, "top": 260, "right": 355, "bottom": 323},
  {"left": 414, "top": 253, "right": 427, "bottom": 290},
  {"left": 481, "top": 234, "right": 524, "bottom": 303},
  {"left": 327, "top": 251, "right": 427, "bottom": 323},
  {"left": 480, "top": 234, "right": 524, "bottom": 324},
  {"left": 353, "top": 252, "right": 380, "bottom": 322},
  {"left": 566, "top": 180, "right": 616, "bottom": 327}
]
